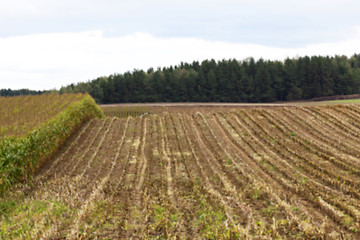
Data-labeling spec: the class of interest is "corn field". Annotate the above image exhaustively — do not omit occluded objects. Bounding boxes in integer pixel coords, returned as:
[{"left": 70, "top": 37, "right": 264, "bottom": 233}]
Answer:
[
  {"left": 1, "top": 104, "right": 360, "bottom": 239},
  {"left": 101, "top": 106, "right": 155, "bottom": 118},
  {"left": 0, "top": 93, "right": 103, "bottom": 193},
  {"left": 0, "top": 93, "right": 85, "bottom": 137}
]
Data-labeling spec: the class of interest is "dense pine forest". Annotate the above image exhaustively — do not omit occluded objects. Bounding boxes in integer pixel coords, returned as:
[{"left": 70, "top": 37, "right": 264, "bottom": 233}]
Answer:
[
  {"left": 2, "top": 54, "right": 360, "bottom": 103},
  {"left": 0, "top": 89, "right": 45, "bottom": 97}
]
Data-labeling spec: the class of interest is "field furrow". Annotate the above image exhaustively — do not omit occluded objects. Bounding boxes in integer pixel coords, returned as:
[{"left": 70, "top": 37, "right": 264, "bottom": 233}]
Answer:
[
  {"left": 141, "top": 115, "right": 170, "bottom": 238},
  {"left": 283, "top": 107, "right": 360, "bottom": 154},
  {"left": 65, "top": 118, "right": 127, "bottom": 239},
  {"left": 257, "top": 109, "right": 360, "bottom": 192},
  {"left": 294, "top": 107, "right": 360, "bottom": 154},
  {"left": 198, "top": 112, "right": 311, "bottom": 237},
  {"left": 212, "top": 112, "right": 332, "bottom": 237},
  {"left": 66, "top": 118, "right": 113, "bottom": 177},
  {"left": 164, "top": 113, "right": 201, "bottom": 238},
  {"left": 304, "top": 106, "right": 360, "bottom": 139},
  {"left": 331, "top": 105, "right": 360, "bottom": 130},
  {"left": 3, "top": 104, "right": 360, "bottom": 239},
  {"left": 178, "top": 113, "right": 247, "bottom": 237},
  {"left": 219, "top": 110, "right": 359, "bottom": 235},
  {"left": 91, "top": 117, "right": 138, "bottom": 239},
  {"left": 239, "top": 109, "right": 360, "bottom": 231},
  {"left": 323, "top": 107, "right": 360, "bottom": 135},
  {"left": 259, "top": 109, "right": 360, "bottom": 182},
  {"left": 118, "top": 118, "right": 144, "bottom": 238},
  {"left": 40, "top": 119, "right": 100, "bottom": 180}
]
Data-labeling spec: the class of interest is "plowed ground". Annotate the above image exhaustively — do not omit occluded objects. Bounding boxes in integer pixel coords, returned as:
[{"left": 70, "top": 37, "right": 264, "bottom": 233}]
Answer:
[{"left": 2, "top": 105, "right": 360, "bottom": 239}]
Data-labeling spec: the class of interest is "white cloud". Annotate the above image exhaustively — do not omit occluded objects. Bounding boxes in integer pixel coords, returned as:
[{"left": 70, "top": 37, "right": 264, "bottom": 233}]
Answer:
[
  {"left": 1, "top": 0, "right": 359, "bottom": 47},
  {"left": 0, "top": 29, "right": 359, "bottom": 90}
]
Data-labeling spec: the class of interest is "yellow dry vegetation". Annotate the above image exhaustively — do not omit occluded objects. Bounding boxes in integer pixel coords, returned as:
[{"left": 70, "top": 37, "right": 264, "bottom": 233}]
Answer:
[{"left": 0, "top": 93, "right": 85, "bottom": 137}]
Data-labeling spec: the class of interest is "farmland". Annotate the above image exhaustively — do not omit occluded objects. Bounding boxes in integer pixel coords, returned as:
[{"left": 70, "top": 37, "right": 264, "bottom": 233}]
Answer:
[
  {"left": 0, "top": 94, "right": 85, "bottom": 137},
  {"left": 0, "top": 94, "right": 103, "bottom": 193},
  {"left": 1, "top": 103, "right": 360, "bottom": 239}
]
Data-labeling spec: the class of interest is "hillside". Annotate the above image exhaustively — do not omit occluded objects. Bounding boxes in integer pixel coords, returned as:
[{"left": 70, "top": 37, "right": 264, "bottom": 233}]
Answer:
[
  {"left": 1, "top": 104, "right": 360, "bottom": 239},
  {"left": 0, "top": 94, "right": 85, "bottom": 137},
  {"left": 0, "top": 93, "right": 104, "bottom": 193}
]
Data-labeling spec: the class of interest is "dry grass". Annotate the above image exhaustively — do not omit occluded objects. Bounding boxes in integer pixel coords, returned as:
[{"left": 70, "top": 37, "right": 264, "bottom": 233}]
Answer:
[
  {"left": 0, "top": 93, "right": 85, "bottom": 137},
  {"left": 2, "top": 103, "right": 360, "bottom": 239}
]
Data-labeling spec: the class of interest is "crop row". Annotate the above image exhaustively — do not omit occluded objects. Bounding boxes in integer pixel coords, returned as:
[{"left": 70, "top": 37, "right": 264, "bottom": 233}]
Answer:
[
  {"left": 1, "top": 104, "right": 360, "bottom": 239},
  {"left": 0, "top": 93, "right": 85, "bottom": 137},
  {"left": 101, "top": 106, "right": 155, "bottom": 118},
  {"left": 0, "top": 94, "right": 104, "bottom": 193}
]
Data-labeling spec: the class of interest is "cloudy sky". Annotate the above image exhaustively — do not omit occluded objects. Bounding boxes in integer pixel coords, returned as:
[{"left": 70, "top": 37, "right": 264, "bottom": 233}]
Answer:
[{"left": 1, "top": 0, "right": 360, "bottom": 90}]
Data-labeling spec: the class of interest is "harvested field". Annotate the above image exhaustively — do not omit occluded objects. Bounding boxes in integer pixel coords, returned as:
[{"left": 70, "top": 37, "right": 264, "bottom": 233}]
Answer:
[{"left": 2, "top": 104, "right": 360, "bottom": 239}]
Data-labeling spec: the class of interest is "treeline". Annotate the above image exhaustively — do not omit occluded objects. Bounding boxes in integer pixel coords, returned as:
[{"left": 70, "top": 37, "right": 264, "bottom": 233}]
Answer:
[
  {"left": 0, "top": 88, "right": 45, "bottom": 97},
  {"left": 3, "top": 55, "right": 360, "bottom": 103},
  {"left": 60, "top": 54, "right": 360, "bottom": 103}
]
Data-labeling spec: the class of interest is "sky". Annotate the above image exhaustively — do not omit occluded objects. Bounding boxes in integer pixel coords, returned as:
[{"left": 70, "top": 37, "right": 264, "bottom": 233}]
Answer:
[{"left": 1, "top": 0, "right": 360, "bottom": 90}]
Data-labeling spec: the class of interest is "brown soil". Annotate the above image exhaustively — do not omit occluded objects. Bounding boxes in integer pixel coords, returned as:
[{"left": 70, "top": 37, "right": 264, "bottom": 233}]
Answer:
[{"left": 2, "top": 104, "right": 360, "bottom": 239}]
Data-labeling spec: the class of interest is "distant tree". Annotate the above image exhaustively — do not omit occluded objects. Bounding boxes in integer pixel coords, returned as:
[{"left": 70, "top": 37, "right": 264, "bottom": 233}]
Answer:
[
  {"left": 0, "top": 88, "right": 44, "bottom": 97},
  {"left": 51, "top": 54, "right": 360, "bottom": 104}
]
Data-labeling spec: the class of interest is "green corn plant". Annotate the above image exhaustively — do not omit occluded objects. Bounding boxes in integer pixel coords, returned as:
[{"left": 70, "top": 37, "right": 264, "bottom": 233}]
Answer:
[{"left": 0, "top": 94, "right": 104, "bottom": 194}]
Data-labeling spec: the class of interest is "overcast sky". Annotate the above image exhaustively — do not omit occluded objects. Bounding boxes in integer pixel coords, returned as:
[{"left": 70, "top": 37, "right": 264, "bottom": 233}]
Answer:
[{"left": 1, "top": 0, "right": 360, "bottom": 90}]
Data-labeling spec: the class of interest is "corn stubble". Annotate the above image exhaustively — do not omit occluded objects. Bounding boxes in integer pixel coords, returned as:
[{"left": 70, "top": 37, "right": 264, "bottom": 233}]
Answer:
[{"left": 1, "top": 103, "right": 360, "bottom": 239}]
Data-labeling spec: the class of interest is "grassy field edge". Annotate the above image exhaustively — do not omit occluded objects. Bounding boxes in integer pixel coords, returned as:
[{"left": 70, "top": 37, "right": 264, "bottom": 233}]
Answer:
[{"left": 0, "top": 94, "right": 104, "bottom": 193}]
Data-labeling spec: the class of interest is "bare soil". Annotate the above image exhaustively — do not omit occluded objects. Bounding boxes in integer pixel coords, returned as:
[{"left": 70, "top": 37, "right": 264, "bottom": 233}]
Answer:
[{"left": 2, "top": 105, "right": 360, "bottom": 239}]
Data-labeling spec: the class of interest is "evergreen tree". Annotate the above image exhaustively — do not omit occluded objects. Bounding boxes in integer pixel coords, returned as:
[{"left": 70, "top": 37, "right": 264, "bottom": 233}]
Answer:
[{"left": 51, "top": 54, "right": 360, "bottom": 104}]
